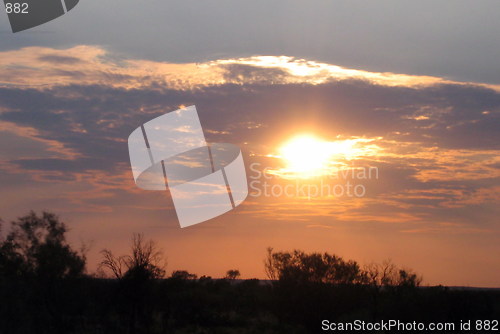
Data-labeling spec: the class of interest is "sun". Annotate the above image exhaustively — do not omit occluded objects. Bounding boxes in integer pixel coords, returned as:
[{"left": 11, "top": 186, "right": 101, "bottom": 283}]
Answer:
[
  {"left": 272, "top": 134, "right": 381, "bottom": 179},
  {"left": 279, "top": 135, "right": 333, "bottom": 177}
]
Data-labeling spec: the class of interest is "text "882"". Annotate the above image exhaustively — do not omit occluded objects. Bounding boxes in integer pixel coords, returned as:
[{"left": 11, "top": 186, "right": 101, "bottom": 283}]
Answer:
[{"left": 5, "top": 3, "right": 29, "bottom": 14}]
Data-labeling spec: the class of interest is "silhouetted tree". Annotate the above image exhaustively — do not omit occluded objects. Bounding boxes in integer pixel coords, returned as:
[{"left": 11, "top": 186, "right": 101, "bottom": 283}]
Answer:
[
  {"left": 265, "top": 247, "right": 364, "bottom": 284},
  {"left": 99, "top": 233, "right": 166, "bottom": 280},
  {"left": 99, "top": 234, "right": 167, "bottom": 334},
  {"left": 0, "top": 212, "right": 88, "bottom": 334},
  {"left": 225, "top": 269, "right": 241, "bottom": 280},
  {"left": 0, "top": 211, "right": 86, "bottom": 279},
  {"left": 363, "top": 260, "right": 422, "bottom": 288}
]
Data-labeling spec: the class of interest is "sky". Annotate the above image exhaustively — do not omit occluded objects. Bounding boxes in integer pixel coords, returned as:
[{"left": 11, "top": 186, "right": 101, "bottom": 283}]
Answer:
[
  {"left": 1, "top": 1, "right": 500, "bottom": 83},
  {"left": 0, "top": 1, "right": 499, "bottom": 286}
]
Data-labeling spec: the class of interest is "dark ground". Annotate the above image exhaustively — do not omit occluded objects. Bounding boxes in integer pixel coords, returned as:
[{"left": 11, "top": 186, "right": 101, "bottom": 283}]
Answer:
[{"left": 1, "top": 277, "right": 499, "bottom": 334}]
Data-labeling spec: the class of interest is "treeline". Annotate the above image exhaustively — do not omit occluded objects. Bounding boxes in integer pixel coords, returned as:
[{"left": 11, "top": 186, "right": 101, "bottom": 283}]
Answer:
[
  {"left": 265, "top": 248, "right": 422, "bottom": 287},
  {"left": 1, "top": 211, "right": 499, "bottom": 333}
]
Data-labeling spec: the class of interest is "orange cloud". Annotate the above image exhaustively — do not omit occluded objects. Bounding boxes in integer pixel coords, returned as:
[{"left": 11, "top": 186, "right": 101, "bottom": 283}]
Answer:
[{"left": 1, "top": 46, "right": 500, "bottom": 92}]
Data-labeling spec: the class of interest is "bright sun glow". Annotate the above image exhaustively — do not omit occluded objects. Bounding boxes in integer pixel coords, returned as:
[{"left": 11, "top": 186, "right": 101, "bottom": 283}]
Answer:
[
  {"left": 280, "top": 135, "right": 332, "bottom": 176},
  {"left": 274, "top": 134, "right": 381, "bottom": 178}
]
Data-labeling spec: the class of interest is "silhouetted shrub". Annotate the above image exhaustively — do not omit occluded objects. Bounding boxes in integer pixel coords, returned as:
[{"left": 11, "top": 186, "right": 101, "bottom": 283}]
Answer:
[
  {"left": 99, "top": 233, "right": 166, "bottom": 280},
  {"left": 265, "top": 247, "right": 364, "bottom": 284},
  {"left": 225, "top": 269, "right": 241, "bottom": 280},
  {"left": 171, "top": 270, "right": 198, "bottom": 280}
]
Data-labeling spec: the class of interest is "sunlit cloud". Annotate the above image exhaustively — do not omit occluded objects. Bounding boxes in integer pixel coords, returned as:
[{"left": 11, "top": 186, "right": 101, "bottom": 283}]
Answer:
[
  {"left": 0, "top": 46, "right": 225, "bottom": 90},
  {"left": 212, "top": 56, "right": 500, "bottom": 91},
  {"left": 1, "top": 46, "right": 500, "bottom": 92}
]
